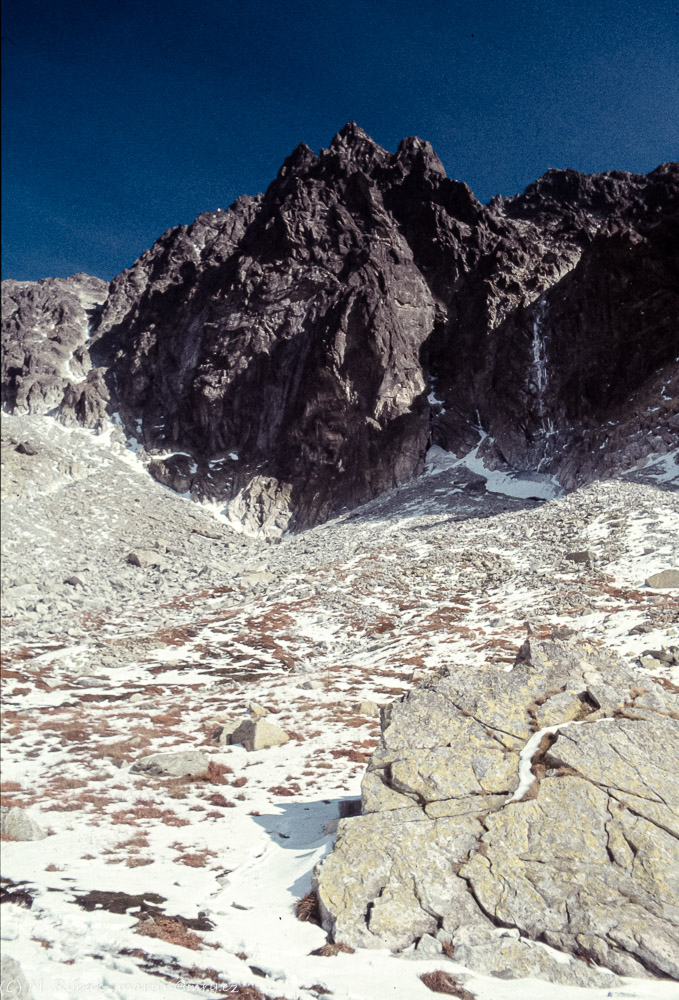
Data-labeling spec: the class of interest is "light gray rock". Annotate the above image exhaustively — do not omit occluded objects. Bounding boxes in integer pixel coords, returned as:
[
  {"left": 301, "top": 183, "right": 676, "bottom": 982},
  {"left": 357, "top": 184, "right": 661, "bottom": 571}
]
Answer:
[
  {"left": 314, "top": 639, "right": 679, "bottom": 982},
  {"left": 229, "top": 719, "right": 289, "bottom": 751},
  {"left": 1, "top": 806, "right": 47, "bottom": 841},
  {"left": 130, "top": 751, "right": 209, "bottom": 777},
  {"left": 237, "top": 569, "right": 276, "bottom": 588},
  {"left": 355, "top": 699, "right": 380, "bottom": 717},
  {"left": 126, "top": 549, "right": 167, "bottom": 569},
  {"left": 646, "top": 569, "right": 679, "bottom": 588},
  {"left": 638, "top": 656, "right": 659, "bottom": 671},
  {"left": 451, "top": 926, "right": 614, "bottom": 987},
  {"left": 413, "top": 933, "right": 442, "bottom": 957},
  {"left": 1, "top": 955, "right": 34, "bottom": 998},
  {"left": 226, "top": 476, "right": 293, "bottom": 538}
]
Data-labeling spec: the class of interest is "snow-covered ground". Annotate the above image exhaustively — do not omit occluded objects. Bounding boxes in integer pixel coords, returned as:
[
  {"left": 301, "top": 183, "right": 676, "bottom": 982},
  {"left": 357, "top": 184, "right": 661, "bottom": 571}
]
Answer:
[{"left": 2, "top": 411, "right": 679, "bottom": 1000}]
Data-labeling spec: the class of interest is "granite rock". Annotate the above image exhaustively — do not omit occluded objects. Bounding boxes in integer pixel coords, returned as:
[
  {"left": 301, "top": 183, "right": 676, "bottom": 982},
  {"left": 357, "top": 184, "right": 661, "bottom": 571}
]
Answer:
[{"left": 314, "top": 639, "right": 679, "bottom": 982}]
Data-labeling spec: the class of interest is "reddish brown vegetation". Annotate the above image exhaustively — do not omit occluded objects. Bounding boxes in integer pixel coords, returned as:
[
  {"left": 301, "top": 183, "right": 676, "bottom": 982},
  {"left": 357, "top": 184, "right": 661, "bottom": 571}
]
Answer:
[
  {"left": 32, "top": 937, "right": 54, "bottom": 949},
  {"left": 173, "top": 850, "right": 217, "bottom": 868},
  {"left": 114, "top": 835, "right": 150, "bottom": 849},
  {"left": 295, "top": 892, "right": 321, "bottom": 925},
  {"left": 208, "top": 793, "right": 235, "bottom": 807},
  {"left": 134, "top": 914, "right": 204, "bottom": 950},
  {"left": 420, "top": 971, "right": 475, "bottom": 997},
  {"left": 310, "top": 941, "right": 355, "bottom": 957},
  {"left": 331, "top": 748, "right": 370, "bottom": 763},
  {"left": 268, "top": 783, "right": 301, "bottom": 796},
  {"left": 111, "top": 804, "right": 190, "bottom": 827}
]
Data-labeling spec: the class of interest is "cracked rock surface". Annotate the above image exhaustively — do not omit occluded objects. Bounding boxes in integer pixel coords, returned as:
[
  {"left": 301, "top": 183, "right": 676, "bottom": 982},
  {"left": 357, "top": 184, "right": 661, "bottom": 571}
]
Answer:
[{"left": 314, "top": 638, "right": 679, "bottom": 983}]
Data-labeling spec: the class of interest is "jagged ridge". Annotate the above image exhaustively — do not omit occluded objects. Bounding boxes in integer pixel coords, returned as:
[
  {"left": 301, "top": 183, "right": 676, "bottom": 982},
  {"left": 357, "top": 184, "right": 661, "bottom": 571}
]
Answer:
[{"left": 2, "top": 124, "right": 678, "bottom": 531}]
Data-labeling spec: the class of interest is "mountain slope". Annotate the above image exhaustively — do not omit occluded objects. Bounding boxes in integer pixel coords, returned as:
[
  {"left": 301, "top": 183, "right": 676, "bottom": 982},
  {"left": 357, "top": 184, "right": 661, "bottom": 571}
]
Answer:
[{"left": 2, "top": 126, "right": 678, "bottom": 531}]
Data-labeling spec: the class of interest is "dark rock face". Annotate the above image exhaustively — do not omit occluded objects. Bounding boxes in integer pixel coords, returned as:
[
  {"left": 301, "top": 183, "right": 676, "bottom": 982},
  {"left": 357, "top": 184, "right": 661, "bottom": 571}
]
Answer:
[
  {"left": 2, "top": 274, "right": 108, "bottom": 415},
  {"left": 2, "top": 126, "right": 678, "bottom": 530}
]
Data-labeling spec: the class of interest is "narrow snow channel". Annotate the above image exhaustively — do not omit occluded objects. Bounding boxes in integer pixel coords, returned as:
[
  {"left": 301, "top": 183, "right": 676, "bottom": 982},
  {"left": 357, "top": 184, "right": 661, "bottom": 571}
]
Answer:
[{"left": 508, "top": 717, "right": 617, "bottom": 803}]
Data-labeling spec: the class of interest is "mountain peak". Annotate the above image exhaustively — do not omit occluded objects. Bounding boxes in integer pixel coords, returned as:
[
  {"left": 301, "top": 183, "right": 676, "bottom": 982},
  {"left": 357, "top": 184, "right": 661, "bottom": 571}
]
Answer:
[
  {"left": 326, "top": 123, "right": 390, "bottom": 167},
  {"left": 2, "top": 134, "right": 677, "bottom": 534},
  {"left": 331, "top": 121, "right": 374, "bottom": 146}
]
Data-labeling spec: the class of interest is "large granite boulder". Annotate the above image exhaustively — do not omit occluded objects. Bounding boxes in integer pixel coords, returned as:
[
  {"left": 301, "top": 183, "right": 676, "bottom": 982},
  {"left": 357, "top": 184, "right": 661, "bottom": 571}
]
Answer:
[{"left": 314, "top": 639, "right": 679, "bottom": 983}]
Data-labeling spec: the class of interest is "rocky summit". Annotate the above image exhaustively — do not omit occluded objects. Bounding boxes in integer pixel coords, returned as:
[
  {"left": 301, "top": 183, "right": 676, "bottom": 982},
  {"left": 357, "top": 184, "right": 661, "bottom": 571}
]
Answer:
[{"left": 2, "top": 125, "right": 678, "bottom": 532}]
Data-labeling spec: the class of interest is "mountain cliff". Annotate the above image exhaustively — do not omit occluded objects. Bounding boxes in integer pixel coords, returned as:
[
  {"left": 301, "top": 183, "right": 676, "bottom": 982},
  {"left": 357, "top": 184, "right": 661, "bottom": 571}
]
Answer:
[{"left": 3, "top": 125, "right": 677, "bottom": 531}]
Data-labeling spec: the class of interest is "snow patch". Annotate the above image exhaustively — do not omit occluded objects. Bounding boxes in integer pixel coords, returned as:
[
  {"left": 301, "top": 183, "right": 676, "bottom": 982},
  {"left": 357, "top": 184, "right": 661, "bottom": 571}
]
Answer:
[{"left": 426, "top": 436, "right": 562, "bottom": 501}]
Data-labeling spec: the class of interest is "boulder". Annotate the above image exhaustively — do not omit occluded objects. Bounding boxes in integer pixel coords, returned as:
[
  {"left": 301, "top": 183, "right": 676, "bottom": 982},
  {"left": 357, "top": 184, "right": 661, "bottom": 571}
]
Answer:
[
  {"left": 126, "top": 549, "right": 167, "bottom": 570},
  {"left": 248, "top": 701, "right": 268, "bottom": 719},
  {"left": 0, "top": 955, "right": 34, "bottom": 998},
  {"left": 565, "top": 549, "right": 596, "bottom": 564},
  {"left": 213, "top": 719, "right": 240, "bottom": 745},
  {"left": 355, "top": 700, "right": 380, "bottom": 717},
  {"left": 314, "top": 639, "right": 679, "bottom": 982},
  {"left": 130, "top": 751, "right": 209, "bottom": 777},
  {"left": 15, "top": 440, "right": 38, "bottom": 456},
  {"left": 646, "top": 569, "right": 679, "bottom": 589},
  {"left": 1, "top": 807, "right": 47, "bottom": 841},
  {"left": 228, "top": 719, "right": 289, "bottom": 751}
]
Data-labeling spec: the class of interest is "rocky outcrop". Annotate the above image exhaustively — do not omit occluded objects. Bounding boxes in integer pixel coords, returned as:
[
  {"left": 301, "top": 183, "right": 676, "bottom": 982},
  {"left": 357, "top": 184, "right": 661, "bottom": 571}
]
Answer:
[
  {"left": 313, "top": 639, "right": 679, "bottom": 984},
  {"left": 0, "top": 956, "right": 34, "bottom": 999},
  {"left": 1, "top": 274, "right": 108, "bottom": 416},
  {"left": 1, "top": 806, "right": 47, "bottom": 841},
  {"left": 3, "top": 127, "right": 677, "bottom": 530}
]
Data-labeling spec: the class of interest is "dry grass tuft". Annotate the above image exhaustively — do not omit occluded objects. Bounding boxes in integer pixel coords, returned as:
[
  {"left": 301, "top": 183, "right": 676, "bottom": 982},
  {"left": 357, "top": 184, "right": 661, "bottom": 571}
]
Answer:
[
  {"left": 295, "top": 891, "right": 321, "bottom": 925},
  {"left": 135, "top": 914, "right": 203, "bottom": 950},
  {"left": 114, "top": 835, "right": 150, "bottom": 849},
  {"left": 309, "top": 941, "right": 355, "bottom": 957},
  {"left": 111, "top": 804, "right": 190, "bottom": 827},
  {"left": 441, "top": 940, "right": 456, "bottom": 960},
  {"left": 420, "top": 971, "right": 475, "bottom": 997},
  {"left": 331, "top": 748, "right": 370, "bottom": 763},
  {"left": 269, "top": 782, "right": 301, "bottom": 796},
  {"left": 174, "top": 850, "right": 217, "bottom": 868},
  {"left": 32, "top": 937, "right": 53, "bottom": 950},
  {"left": 208, "top": 792, "right": 236, "bottom": 808}
]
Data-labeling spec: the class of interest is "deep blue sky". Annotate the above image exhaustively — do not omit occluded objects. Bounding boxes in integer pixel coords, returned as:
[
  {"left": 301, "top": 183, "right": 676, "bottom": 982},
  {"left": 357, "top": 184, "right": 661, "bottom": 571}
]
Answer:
[{"left": 2, "top": 0, "right": 678, "bottom": 281}]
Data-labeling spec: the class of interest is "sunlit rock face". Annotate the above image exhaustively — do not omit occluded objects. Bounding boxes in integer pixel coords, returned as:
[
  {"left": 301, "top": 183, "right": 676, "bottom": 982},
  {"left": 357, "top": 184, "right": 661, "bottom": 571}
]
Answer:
[
  {"left": 2, "top": 126, "right": 677, "bottom": 530},
  {"left": 314, "top": 638, "right": 679, "bottom": 984}
]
